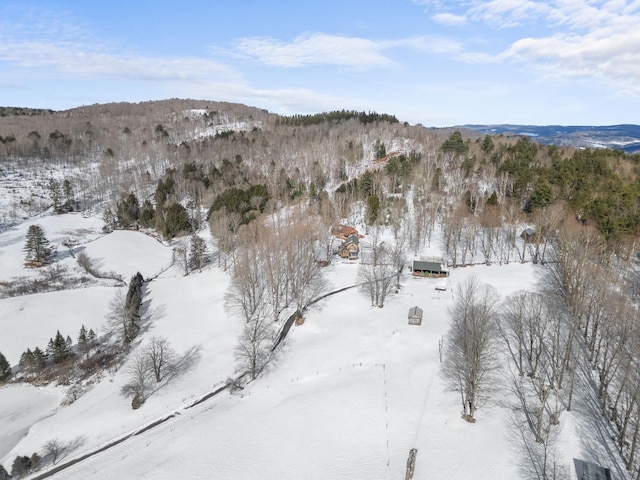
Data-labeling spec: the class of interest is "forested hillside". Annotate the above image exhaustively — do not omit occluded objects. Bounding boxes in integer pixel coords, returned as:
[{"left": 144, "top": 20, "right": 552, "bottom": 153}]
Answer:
[{"left": 2, "top": 99, "right": 640, "bottom": 244}]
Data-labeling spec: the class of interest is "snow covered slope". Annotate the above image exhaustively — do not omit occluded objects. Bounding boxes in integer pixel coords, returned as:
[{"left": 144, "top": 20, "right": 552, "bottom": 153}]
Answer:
[{"left": 0, "top": 214, "right": 630, "bottom": 479}]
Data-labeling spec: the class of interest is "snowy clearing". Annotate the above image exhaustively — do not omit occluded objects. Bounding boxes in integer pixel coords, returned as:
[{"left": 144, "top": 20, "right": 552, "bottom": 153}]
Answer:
[{"left": 0, "top": 213, "right": 628, "bottom": 479}]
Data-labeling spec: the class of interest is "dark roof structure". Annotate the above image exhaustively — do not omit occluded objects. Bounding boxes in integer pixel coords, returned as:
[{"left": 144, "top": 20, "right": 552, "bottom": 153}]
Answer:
[
  {"left": 412, "top": 260, "right": 447, "bottom": 274},
  {"left": 573, "top": 458, "right": 611, "bottom": 480}
]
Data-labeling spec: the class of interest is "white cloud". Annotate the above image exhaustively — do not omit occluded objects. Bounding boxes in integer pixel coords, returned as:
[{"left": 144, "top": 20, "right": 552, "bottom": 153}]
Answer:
[
  {"left": 496, "top": 1, "right": 640, "bottom": 94},
  {"left": 397, "top": 36, "right": 465, "bottom": 55},
  {"left": 504, "top": 28, "right": 640, "bottom": 93},
  {"left": 468, "top": 0, "right": 551, "bottom": 27},
  {"left": 424, "top": 0, "right": 639, "bottom": 31},
  {"left": 432, "top": 12, "right": 467, "bottom": 26},
  {"left": 0, "top": 6, "right": 240, "bottom": 85},
  {"left": 0, "top": 38, "right": 241, "bottom": 83},
  {"left": 234, "top": 33, "right": 398, "bottom": 69},
  {"left": 420, "top": 1, "right": 640, "bottom": 95},
  {"left": 234, "top": 33, "right": 498, "bottom": 70}
]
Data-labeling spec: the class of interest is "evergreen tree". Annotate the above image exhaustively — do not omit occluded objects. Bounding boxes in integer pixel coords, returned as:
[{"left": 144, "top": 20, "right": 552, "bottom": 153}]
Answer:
[
  {"left": 20, "top": 347, "right": 45, "bottom": 373},
  {"left": 24, "top": 225, "right": 54, "bottom": 265},
  {"left": 528, "top": 182, "right": 553, "bottom": 211},
  {"left": 32, "top": 347, "right": 46, "bottom": 371},
  {"left": 366, "top": 194, "right": 381, "bottom": 225},
  {"left": 188, "top": 234, "right": 209, "bottom": 272},
  {"left": 122, "top": 272, "right": 145, "bottom": 345},
  {"left": 481, "top": 134, "right": 495, "bottom": 153},
  {"left": 29, "top": 452, "right": 41, "bottom": 472},
  {"left": 78, "top": 324, "right": 88, "bottom": 347},
  {"left": 161, "top": 202, "right": 190, "bottom": 239},
  {"left": 154, "top": 176, "right": 175, "bottom": 208},
  {"left": 48, "top": 178, "right": 61, "bottom": 212},
  {"left": 486, "top": 191, "right": 499, "bottom": 206},
  {"left": 374, "top": 139, "right": 386, "bottom": 159},
  {"left": 19, "top": 348, "right": 35, "bottom": 372},
  {"left": 46, "top": 338, "right": 55, "bottom": 359},
  {"left": 139, "top": 199, "right": 155, "bottom": 228},
  {"left": 78, "top": 325, "right": 89, "bottom": 355},
  {"left": 10, "top": 455, "right": 31, "bottom": 478},
  {"left": 87, "top": 328, "right": 97, "bottom": 345},
  {"left": 62, "top": 178, "right": 74, "bottom": 211},
  {"left": 441, "top": 130, "right": 469, "bottom": 155},
  {"left": 116, "top": 193, "right": 140, "bottom": 229},
  {"left": 48, "top": 330, "right": 71, "bottom": 363},
  {"left": 0, "top": 351, "right": 11, "bottom": 381},
  {"left": 359, "top": 171, "right": 374, "bottom": 197}
]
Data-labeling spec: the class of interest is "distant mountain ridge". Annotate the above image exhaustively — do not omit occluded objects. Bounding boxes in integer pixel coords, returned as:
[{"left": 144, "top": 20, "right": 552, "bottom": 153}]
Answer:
[
  {"left": 459, "top": 123, "right": 640, "bottom": 154},
  {"left": 0, "top": 106, "right": 54, "bottom": 117}
]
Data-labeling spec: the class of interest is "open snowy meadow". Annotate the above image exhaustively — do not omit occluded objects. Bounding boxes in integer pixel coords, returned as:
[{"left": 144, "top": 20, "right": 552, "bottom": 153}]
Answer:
[{"left": 0, "top": 212, "right": 629, "bottom": 479}]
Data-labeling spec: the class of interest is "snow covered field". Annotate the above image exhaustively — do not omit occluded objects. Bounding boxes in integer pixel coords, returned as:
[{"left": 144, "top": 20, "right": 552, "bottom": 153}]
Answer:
[{"left": 0, "top": 213, "right": 629, "bottom": 479}]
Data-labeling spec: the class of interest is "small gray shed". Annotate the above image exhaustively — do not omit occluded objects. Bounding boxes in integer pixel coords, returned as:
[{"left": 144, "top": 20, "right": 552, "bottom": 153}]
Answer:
[
  {"left": 408, "top": 306, "right": 423, "bottom": 325},
  {"left": 412, "top": 260, "right": 448, "bottom": 277}
]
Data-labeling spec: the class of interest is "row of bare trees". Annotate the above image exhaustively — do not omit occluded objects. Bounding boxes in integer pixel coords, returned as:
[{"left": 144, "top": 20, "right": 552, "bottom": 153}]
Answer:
[
  {"left": 358, "top": 226, "right": 405, "bottom": 308},
  {"left": 440, "top": 201, "right": 566, "bottom": 267},
  {"left": 442, "top": 221, "right": 640, "bottom": 478},
  {"left": 442, "top": 274, "right": 577, "bottom": 478},
  {"left": 442, "top": 276, "right": 500, "bottom": 422},
  {"left": 545, "top": 223, "right": 640, "bottom": 475},
  {"left": 224, "top": 209, "right": 331, "bottom": 380},
  {"left": 120, "top": 336, "right": 200, "bottom": 409}
]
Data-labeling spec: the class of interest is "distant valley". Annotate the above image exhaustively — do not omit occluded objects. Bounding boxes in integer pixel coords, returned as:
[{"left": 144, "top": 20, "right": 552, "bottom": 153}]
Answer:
[{"left": 459, "top": 123, "right": 640, "bottom": 154}]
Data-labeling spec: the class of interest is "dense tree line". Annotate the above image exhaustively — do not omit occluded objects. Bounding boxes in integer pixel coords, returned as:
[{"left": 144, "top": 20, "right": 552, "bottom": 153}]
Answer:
[
  {"left": 0, "top": 106, "right": 54, "bottom": 116},
  {"left": 3, "top": 100, "right": 639, "bottom": 249},
  {"left": 226, "top": 209, "right": 331, "bottom": 380},
  {"left": 438, "top": 217, "right": 640, "bottom": 477},
  {"left": 275, "top": 110, "right": 398, "bottom": 127},
  {"left": 15, "top": 323, "right": 97, "bottom": 386},
  {"left": 106, "top": 272, "right": 145, "bottom": 347},
  {"left": 208, "top": 184, "right": 270, "bottom": 226},
  {"left": 107, "top": 175, "right": 192, "bottom": 239}
]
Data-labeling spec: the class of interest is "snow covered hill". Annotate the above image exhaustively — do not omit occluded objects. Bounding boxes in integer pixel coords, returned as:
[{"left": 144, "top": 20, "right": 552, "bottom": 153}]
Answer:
[{"left": 0, "top": 212, "right": 631, "bottom": 479}]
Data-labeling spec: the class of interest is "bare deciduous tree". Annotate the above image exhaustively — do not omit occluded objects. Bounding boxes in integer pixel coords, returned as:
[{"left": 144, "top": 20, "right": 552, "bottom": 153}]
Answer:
[
  {"left": 43, "top": 439, "right": 65, "bottom": 465},
  {"left": 235, "top": 309, "right": 278, "bottom": 381},
  {"left": 225, "top": 230, "right": 280, "bottom": 381},
  {"left": 499, "top": 291, "right": 547, "bottom": 378},
  {"left": 121, "top": 349, "right": 151, "bottom": 408},
  {"left": 120, "top": 336, "right": 188, "bottom": 408},
  {"left": 282, "top": 215, "right": 329, "bottom": 312},
  {"left": 442, "top": 275, "right": 500, "bottom": 421},
  {"left": 173, "top": 238, "right": 189, "bottom": 276},
  {"left": 209, "top": 208, "right": 241, "bottom": 271},
  {"left": 147, "top": 336, "right": 177, "bottom": 383},
  {"left": 106, "top": 289, "right": 130, "bottom": 344},
  {"left": 225, "top": 239, "right": 270, "bottom": 323},
  {"left": 358, "top": 227, "right": 397, "bottom": 308}
]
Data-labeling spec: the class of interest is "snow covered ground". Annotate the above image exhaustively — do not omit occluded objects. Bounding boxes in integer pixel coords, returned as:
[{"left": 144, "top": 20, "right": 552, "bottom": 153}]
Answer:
[
  {"left": 0, "top": 213, "right": 630, "bottom": 479},
  {"left": 0, "top": 384, "right": 61, "bottom": 461}
]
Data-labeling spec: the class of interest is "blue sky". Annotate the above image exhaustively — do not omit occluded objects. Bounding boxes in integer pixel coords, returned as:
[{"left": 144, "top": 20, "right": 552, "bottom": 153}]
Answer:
[{"left": 1, "top": 0, "right": 639, "bottom": 126}]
